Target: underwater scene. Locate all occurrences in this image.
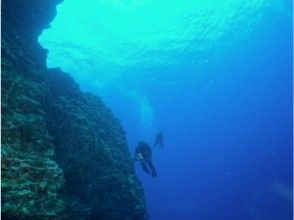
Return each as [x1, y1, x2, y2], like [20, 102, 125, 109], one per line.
[1, 0, 293, 219]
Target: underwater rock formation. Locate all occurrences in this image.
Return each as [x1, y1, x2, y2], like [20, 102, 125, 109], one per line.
[1, 0, 148, 219]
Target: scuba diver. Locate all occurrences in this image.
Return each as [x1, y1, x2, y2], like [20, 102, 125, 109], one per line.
[153, 130, 164, 148]
[134, 141, 157, 177]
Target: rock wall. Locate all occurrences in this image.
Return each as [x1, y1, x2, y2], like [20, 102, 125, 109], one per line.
[1, 0, 148, 219]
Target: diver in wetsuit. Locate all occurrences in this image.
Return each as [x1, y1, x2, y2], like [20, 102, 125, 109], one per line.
[134, 141, 157, 177]
[153, 130, 164, 148]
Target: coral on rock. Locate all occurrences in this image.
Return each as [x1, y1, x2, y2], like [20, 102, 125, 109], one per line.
[1, 0, 148, 219]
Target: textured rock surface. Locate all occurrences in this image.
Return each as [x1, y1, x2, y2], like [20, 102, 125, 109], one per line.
[48, 69, 147, 219]
[1, 0, 147, 219]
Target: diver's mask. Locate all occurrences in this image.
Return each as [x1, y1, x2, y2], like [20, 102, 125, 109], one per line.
[136, 153, 144, 162]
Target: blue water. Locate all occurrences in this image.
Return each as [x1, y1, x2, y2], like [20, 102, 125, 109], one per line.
[39, 0, 293, 219]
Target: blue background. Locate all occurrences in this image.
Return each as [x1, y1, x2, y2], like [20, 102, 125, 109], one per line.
[131, 17, 292, 219]
[39, 0, 293, 219]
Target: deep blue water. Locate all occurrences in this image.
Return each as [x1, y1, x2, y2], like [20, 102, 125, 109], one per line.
[39, 0, 293, 219]
[130, 18, 292, 220]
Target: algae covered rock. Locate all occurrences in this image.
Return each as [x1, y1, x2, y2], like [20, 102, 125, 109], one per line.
[1, 33, 66, 220]
[1, 0, 148, 219]
[47, 69, 147, 219]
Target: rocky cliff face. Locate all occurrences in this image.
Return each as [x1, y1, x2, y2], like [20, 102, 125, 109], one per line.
[1, 1, 147, 219]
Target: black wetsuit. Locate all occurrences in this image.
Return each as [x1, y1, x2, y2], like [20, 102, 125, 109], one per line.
[153, 132, 163, 148]
[134, 142, 157, 177]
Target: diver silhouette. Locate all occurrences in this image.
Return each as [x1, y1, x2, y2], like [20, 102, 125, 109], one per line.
[153, 130, 164, 148]
[134, 141, 157, 177]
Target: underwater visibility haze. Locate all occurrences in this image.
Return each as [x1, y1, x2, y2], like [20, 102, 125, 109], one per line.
[38, 0, 293, 219]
